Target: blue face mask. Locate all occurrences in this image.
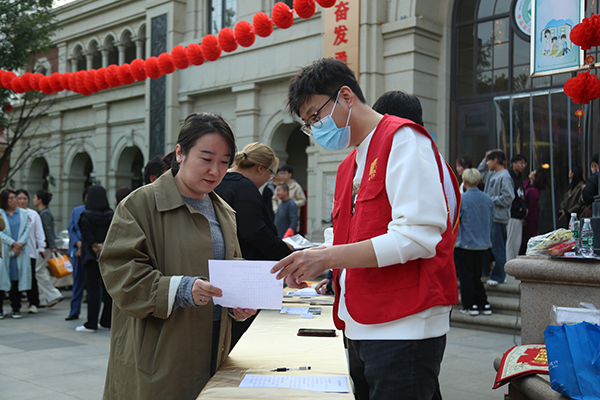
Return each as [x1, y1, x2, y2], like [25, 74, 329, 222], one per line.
[311, 93, 352, 151]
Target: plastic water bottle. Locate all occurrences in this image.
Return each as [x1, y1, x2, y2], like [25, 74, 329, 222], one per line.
[569, 213, 580, 248]
[581, 218, 594, 257]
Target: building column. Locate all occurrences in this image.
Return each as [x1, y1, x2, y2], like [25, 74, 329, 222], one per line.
[134, 37, 145, 59]
[92, 103, 111, 196]
[232, 83, 261, 148]
[69, 58, 78, 73]
[100, 49, 110, 68]
[57, 43, 68, 73]
[117, 44, 127, 65]
[85, 52, 93, 70]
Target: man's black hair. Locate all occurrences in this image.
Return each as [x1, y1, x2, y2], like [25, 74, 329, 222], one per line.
[372, 91, 424, 126]
[593, 153, 599, 165]
[277, 165, 294, 174]
[287, 58, 366, 118]
[486, 150, 506, 165]
[510, 154, 526, 164]
[144, 155, 167, 185]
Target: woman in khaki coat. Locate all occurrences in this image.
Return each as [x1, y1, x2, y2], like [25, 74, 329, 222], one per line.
[100, 113, 256, 400]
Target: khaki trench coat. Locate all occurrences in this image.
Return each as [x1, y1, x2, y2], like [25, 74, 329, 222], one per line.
[99, 170, 242, 400]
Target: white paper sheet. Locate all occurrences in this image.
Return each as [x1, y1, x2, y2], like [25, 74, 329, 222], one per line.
[239, 374, 350, 393]
[208, 260, 282, 310]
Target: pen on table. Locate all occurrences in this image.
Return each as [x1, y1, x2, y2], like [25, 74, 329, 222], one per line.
[270, 366, 312, 372]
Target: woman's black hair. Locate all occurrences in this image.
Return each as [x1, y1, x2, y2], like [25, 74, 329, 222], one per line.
[569, 165, 584, 191]
[0, 189, 16, 210]
[170, 112, 236, 170]
[456, 155, 473, 169]
[533, 168, 548, 190]
[36, 189, 53, 206]
[115, 186, 132, 205]
[15, 189, 29, 199]
[85, 185, 111, 212]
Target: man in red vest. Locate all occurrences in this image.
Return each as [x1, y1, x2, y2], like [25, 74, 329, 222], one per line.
[272, 58, 460, 400]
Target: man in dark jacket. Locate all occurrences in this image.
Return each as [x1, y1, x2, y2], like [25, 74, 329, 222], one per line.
[583, 153, 599, 206]
[507, 154, 528, 262]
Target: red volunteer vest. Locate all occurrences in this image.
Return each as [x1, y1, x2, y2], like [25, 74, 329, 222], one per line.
[332, 114, 460, 330]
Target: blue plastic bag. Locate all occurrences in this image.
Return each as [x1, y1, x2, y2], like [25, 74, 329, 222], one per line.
[544, 322, 600, 400]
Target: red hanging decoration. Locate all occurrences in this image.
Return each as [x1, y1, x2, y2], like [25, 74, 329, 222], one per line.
[564, 71, 600, 104]
[253, 12, 274, 38]
[316, 0, 336, 7]
[50, 72, 64, 92]
[95, 68, 109, 90]
[575, 109, 585, 117]
[1, 71, 16, 90]
[158, 52, 175, 74]
[171, 46, 190, 70]
[235, 21, 256, 47]
[272, 2, 294, 29]
[39, 76, 54, 95]
[60, 72, 72, 91]
[129, 59, 147, 80]
[10, 76, 25, 93]
[218, 27, 238, 53]
[20, 72, 33, 92]
[294, 0, 316, 19]
[105, 65, 122, 88]
[117, 64, 136, 85]
[145, 57, 163, 79]
[200, 34, 222, 62]
[570, 14, 600, 50]
[4, 104, 13, 112]
[84, 69, 100, 93]
[69, 73, 80, 93]
[75, 71, 91, 95]
[186, 43, 205, 66]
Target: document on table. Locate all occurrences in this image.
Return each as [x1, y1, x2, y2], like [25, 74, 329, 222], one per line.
[208, 260, 282, 310]
[239, 374, 350, 393]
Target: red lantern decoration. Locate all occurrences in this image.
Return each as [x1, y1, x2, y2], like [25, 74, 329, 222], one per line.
[294, 0, 316, 19]
[76, 71, 92, 95]
[200, 34, 222, 62]
[253, 12, 274, 38]
[69, 72, 80, 93]
[272, 2, 294, 29]
[234, 21, 256, 47]
[95, 68, 109, 90]
[570, 15, 600, 51]
[10, 76, 25, 93]
[1, 71, 16, 90]
[20, 72, 33, 92]
[60, 72, 72, 91]
[117, 64, 136, 85]
[145, 57, 163, 79]
[84, 69, 100, 93]
[186, 43, 205, 66]
[316, 0, 336, 7]
[39, 76, 54, 95]
[50, 72, 64, 92]
[129, 59, 147, 81]
[105, 65, 122, 88]
[171, 46, 190, 70]
[575, 109, 585, 117]
[158, 53, 175, 74]
[218, 27, 238, 53]
[4, 104, 13, 112]
[30, 73, 44, 91]
[564, 71, 600, 104]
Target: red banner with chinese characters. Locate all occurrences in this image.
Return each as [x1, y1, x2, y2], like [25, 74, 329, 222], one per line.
[324, 0, 360, 78]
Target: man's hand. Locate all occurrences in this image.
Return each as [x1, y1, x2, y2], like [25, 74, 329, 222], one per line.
[192, 278, 223, 306]
[315, 278, 331, 295]
[271, 246, 330, 285]
[232, 307, 257, 321]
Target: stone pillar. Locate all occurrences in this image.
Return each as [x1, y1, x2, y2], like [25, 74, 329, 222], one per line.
[149, 14, 167, 158]
[57, 43, 68, 73]
[92, 103, 110, 195]
[85, 52, 93, 70]
[69, 58, 78, 73]
[117, 44, 127, 65]
[134, 38, 145, 59]
[232, 83, 261, 148]
[101, 49, 110, 68]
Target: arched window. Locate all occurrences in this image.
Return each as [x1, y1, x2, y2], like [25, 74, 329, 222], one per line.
[208, 0, 236, 34]
[121, 31, 136, 64]
[89, 40, 102, 70]
[104, 35, 118, 66]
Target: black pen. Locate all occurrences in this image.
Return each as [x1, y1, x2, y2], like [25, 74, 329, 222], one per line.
[270, 366, 311, 372]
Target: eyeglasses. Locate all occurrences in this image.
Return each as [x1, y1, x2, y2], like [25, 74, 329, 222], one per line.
[300, 91, 339, 136]
[267, 167, 275, 178]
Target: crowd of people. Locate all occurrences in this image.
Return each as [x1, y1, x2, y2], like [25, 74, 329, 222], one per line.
[2, 57, 595, 400]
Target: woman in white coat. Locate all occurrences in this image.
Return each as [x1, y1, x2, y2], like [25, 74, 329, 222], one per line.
[0, 189, 31, 319]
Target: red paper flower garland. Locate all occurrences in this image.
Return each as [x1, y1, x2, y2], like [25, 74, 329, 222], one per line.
[0, 1, 337, 97]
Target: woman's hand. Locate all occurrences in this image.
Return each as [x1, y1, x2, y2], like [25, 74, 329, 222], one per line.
[192, 278, 223, 306]
[315, 278, 331, 295]
[232, 307, 257, 321]
[13, 242, 24, 250]
[11, 245, 21, 257]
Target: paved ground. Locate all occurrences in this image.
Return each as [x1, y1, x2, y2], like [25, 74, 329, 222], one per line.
[0, 290, 519, 400]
